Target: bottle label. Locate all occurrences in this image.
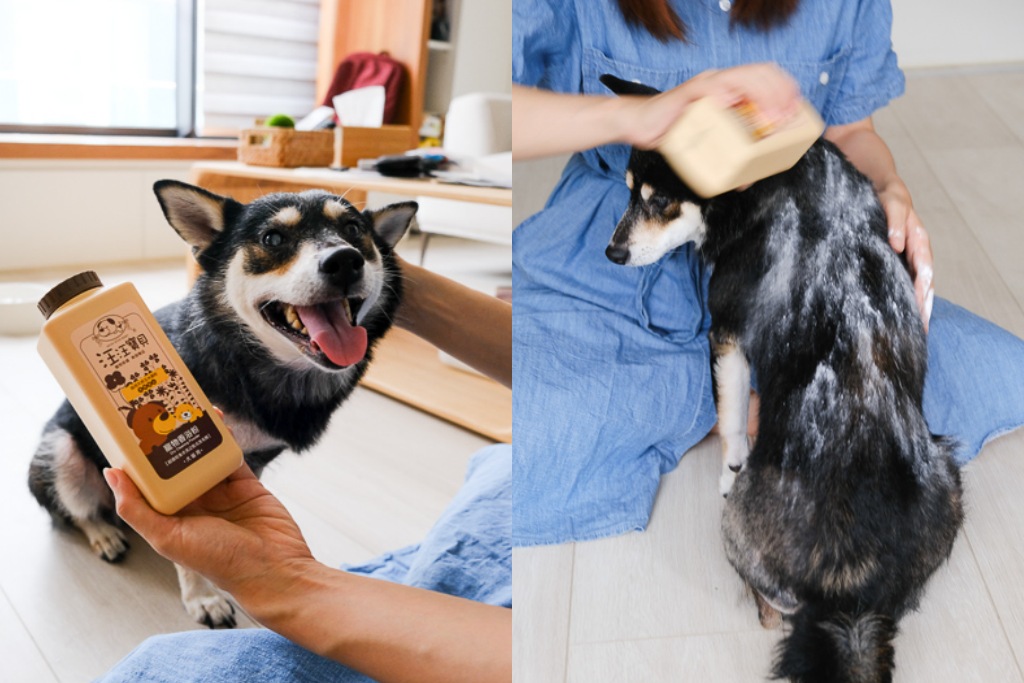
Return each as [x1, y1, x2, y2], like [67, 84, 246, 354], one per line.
[73, 302, 223, 479]
[730, 101, 774, 141]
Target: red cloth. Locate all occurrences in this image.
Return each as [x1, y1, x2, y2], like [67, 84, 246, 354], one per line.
[321, 52, 405, 125]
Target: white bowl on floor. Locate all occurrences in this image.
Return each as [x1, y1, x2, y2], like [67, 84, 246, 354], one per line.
[0, 282, 50, 336]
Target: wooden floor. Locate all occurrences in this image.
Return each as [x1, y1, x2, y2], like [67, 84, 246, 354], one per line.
[7, 67, 1024, 683]
[514, 66, 1024, 682]
[0, 235, 508, 682]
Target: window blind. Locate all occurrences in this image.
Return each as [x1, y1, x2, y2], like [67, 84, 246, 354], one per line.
[197, 0, 320, 137]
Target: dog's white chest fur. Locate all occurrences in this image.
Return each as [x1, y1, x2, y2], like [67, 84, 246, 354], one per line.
[223, 414, 287, 453]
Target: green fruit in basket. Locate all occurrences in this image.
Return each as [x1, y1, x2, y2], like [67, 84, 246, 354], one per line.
[265, 114, 296, 128]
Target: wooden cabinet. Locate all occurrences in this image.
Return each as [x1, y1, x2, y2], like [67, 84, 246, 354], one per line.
[316, 0, 431, 152]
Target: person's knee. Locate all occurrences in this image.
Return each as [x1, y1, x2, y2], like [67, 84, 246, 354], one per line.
[98, 633, 190, 682]
[100, 629, 371, 683]
[99, 630, 257, 682]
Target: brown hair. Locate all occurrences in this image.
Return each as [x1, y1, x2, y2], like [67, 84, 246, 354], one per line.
[617, 0, 800, 42]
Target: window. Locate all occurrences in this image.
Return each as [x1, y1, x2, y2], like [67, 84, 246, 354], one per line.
[0, 0, 190, 135]
[0, 0, 320, 137]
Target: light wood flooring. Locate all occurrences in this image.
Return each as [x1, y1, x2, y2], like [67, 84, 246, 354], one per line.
[513, 65, 1024, 682]
[0, 235, 508, 682]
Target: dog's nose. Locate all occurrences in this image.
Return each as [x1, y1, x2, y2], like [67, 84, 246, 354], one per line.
[605, 244, 630, 265]
[319, 248, 365, 288]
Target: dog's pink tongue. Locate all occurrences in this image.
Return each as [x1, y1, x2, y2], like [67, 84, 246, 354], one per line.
[296, 304, 367, 367]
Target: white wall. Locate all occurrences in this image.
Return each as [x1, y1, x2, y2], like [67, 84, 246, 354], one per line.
[0, 161, 193, 272]
[892, 0, 1024, 68]
[424, 0, 512, 115]
[450, 0, 512, 99]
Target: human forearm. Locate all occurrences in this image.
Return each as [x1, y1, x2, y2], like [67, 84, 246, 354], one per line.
[825, 119, 901, 193]
[105, 468, 511, 683]
[240, 560, 512, 683]
[513, 65, 802, 161]
[395, 258, 511, 388]
[512, 84, 636, 160]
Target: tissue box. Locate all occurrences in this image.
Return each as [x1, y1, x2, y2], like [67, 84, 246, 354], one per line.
[238, 128, 334, 168]
[336, 125, 415, 167]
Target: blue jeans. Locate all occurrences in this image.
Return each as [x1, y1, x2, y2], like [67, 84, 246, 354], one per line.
[97, 630, 369, 683]
[97, 444, 511, 683]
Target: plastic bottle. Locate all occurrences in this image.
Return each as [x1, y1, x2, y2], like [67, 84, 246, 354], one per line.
[37, 271, 243, 514]
[658, 97, 826, 198]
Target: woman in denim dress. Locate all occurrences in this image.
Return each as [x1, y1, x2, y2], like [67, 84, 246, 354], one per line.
[512, 0, 1024, 546]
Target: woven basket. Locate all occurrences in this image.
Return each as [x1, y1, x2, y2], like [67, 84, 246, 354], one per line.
[238, 128, 334, 168]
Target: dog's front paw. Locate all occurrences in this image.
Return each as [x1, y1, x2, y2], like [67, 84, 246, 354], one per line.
[719, 466, 737, 498]
[722, 435, 750, 474]
[80, 519, 130, 563]
[184, 592, 237, 629]
[177, 566, 237, 628]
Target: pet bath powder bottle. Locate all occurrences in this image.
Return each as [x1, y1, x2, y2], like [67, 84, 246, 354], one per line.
[658, 97, 826, 197]
[37, 271, 243, 514]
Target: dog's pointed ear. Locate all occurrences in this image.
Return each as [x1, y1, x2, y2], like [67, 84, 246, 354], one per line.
[599, 74, 662, 97]
[365, 201, 418, 249]
[153, 180, 242, 252]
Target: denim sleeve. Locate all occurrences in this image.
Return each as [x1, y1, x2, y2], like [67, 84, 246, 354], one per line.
[512, 0, 581, 92]
[827, 0, 905, 125]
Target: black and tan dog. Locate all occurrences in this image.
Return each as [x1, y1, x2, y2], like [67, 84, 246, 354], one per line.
[29, 181, 416, 627]
[602, 75, 963, 683]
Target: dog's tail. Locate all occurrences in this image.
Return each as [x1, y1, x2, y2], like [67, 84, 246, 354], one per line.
[773, 603, 897, 683]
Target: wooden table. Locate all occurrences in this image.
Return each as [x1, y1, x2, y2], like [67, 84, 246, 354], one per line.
[188, 161, 512, 444]
[189, 160, 512, 207]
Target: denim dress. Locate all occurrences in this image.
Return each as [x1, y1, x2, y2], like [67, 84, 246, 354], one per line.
[513, 0, 1024, 546]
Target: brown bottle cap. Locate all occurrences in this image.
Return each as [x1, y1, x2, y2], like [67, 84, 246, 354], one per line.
[38, 271, 103, 320]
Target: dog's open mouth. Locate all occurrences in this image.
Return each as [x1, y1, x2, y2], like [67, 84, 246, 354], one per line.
[260, 299, 367, 368]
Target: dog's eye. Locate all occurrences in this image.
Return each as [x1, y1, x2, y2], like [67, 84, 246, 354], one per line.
[648, 195, 670, 212]
[262, 230, 285, 247]
[340, 220, 363, 239]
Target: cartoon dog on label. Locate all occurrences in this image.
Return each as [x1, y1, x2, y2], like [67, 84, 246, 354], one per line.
[172, 402, 204, 425]
[127, 401, 176, 454]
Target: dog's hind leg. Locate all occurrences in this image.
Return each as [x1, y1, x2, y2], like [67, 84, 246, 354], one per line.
[754, 590, 782, 630]
[176, 565, 237, 628]
[30, 428, 129, 562]
[711, 335, 751, 496]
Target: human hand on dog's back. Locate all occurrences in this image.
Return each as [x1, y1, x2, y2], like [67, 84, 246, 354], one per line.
[877, 178, 933, 331]
[512, 62, 801, 160]
[825, 118, 935, 331]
